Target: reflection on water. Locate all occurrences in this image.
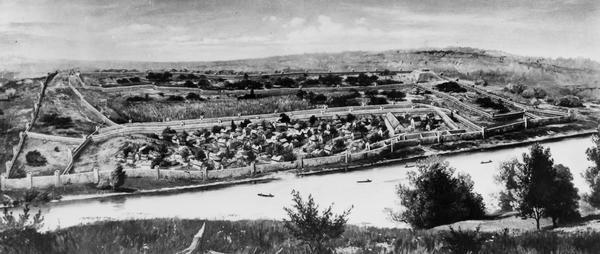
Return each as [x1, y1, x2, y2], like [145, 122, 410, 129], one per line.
[38, 136, 593, 230]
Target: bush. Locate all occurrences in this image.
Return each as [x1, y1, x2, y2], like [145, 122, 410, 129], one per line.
[475, 97, 510, 113]
[39, 113, 73, 128]
[382, 89, 406, 100]
[126, 95, 151, 102]
[284, 190, 352, 253]
[185, 93, 203, 101]
[556, 95, 583, 107]
[368, 96, 388, 105]
[25, 150, 47, 167]
[167, 95, 185, 101]
[435, 82, 466, 93]
[110, 165, 126, 190]
[442, 226, 488, 253]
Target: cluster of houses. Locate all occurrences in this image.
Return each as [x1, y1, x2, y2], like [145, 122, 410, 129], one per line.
[113, 111, 447, 171]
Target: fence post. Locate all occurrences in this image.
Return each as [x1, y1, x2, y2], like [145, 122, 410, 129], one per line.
[4, 161, 10, 175]
[391, 138, 395, 153]
[93, 167, 100, 183]
[251, 162, 257, 175]
[481, 127, 486, 139]
[155, 167, 161, 180]
[523, 115, 528, 129]
[27, 173, 33, 189]
[0, 173, 5, 191]
[54, 170, 61, 187]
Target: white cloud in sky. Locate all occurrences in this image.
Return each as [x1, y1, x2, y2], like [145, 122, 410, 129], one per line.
[283, 17, 306, 28]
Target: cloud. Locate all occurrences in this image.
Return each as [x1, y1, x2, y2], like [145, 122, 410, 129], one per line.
[262, 16, 278, 22]
[107, 23, 157, 35]
[355, 17, 367, 25]
[283, 17, 306, 28]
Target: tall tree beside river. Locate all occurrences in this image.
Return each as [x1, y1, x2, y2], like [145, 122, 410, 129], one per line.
[497, 143, 580, 229]
[393, 156, 486, 229]
[584, 131, 600, 208]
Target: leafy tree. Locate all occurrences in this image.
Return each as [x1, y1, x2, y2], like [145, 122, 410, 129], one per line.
[393, 156, 485, 229]
[185, 93, 202, 101]
[495, 158, 521, 212]
[556, 95, 583, 107]
[110, 164, 126, 190]
[307, 115, 318, 127]
[284, 190, 352, 254]
[318, 75, 342, 86]
[279, 113, 291, 123]
[584, 131, 600, 208]
[183, 80, 196, 88]
[211, 125, 223, 134]
[197, 79, 211, 88]
[545, 164, 580, 227]
[519, 143, 556, 229]
[230, 120, 237, 131]
[25, 150, 47, 167]
[162, 127, 176, 141]
[497, 143, 580, 229]
[194, 149, 206, 161]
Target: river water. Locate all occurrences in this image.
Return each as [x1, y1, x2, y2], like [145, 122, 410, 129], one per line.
[38, 136, 594, 230]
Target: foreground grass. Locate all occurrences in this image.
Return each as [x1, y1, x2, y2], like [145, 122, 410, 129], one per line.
[2, 219, 600, 253]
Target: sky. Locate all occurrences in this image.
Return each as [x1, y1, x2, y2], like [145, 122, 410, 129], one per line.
[1, 0, 599, 62]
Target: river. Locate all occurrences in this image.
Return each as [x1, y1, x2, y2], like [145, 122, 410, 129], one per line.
[38, 136, 594, 230]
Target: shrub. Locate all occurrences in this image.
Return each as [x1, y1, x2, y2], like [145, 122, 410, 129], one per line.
[110, 165, 126, 190]
[126, 95, 152, 102]
[442, 226, 488, 254]
[556, 95, 583, 107]
[39, 113, 73, 128]
[383, 89, 406, 100]
[368, 96, 388, 105]
[475, 97, 510, 113]
[25, 150, 47, 167]
[506, 83, 527, 94]
[167, 95, 184, 101]
[284, 190, 352, 253]
[185, 93, 203, 101]
[0, 205, 44, 232]
[435, 82, 466, 93]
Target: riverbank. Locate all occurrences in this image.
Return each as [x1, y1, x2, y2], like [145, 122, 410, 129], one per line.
[2, 127, 596, 206]
[3, 218, 600, 254]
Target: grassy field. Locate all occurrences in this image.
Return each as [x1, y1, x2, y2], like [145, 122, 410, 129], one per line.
[111, 95, 314, 122]
[2, 218, 600, 253]
[0, 78, 45, 173]
[31, 78, 104, 136]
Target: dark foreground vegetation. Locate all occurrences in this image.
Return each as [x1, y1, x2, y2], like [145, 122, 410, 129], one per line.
[2, 218, 600, 254]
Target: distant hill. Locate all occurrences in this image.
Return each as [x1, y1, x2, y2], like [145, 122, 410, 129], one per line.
[2, 47, 599, 89]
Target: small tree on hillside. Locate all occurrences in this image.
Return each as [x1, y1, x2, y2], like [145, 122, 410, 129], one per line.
[393, 156, 485, 229]
[584, 130, 600, 208]
[519, 143, 555, 229]
[284, 190, 352, 254]
[110, 164, 126, 190]
[25, 150, 47, 167]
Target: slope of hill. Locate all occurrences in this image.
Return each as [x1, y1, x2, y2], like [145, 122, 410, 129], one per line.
[3, 47, 599, 92]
